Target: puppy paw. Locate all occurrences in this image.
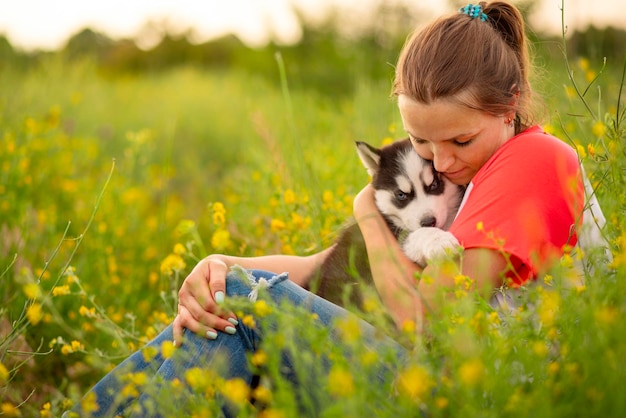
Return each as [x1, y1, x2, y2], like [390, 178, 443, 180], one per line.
[402, 228, 461, 267]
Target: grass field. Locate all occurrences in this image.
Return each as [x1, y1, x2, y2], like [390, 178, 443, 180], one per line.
[1, 40, 625, 417]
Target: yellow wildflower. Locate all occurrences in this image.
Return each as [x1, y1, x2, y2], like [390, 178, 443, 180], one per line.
[362, 297, 379, 313]
[52, 285, 71, 296]
[242, 314, 256, 328]
[79, 305, 96, 317]
[283, 189, 296, 204]
[401, 319, 416, 334]
[537, 290, 560, 327]
[161, 340, 176, 359]
[173, 243, 186, 255]
[547, 361, 560, 376]
[212, 201, 226, 213]
[1, 402, 21, 417]
[0, 362, 9, 384]
[142, 346, 158, 362]
[543, 274, 553, 286]
[532, 341, 549, 357]
[487, 311, 501, 326]
[253, 300, 272, 317]
[397, 365, 432, 400]
[458, 358, 484, 386]
[328, 366, 354, 397]
[176, 219, 196, 236]
[121, 383, 139, 398]
[337, 317, 361, 343]
[213, 210, 225, 226]
[127, 372, 148, 386]
[211, 229, 231, 250]
[454, 274, 473, 290]
[160, 254, 186, 275]
[592, 121, 605, 138]
[360, 351, 378, 367]
[23, 283, 42, 300]
[322, 190, 333, 206]
[435, 396, 449, 409]
[26, 303, 43, 325]
[587, 143, 596, 158]
[40, 402, 52, 418]
[252, 385, 273, 404]
[543, 123, 554, 134]
[221, 378, 250, 405]
[185, 367, 212, 392]
[251, 350, 268, 367]
[594, 307, 618, 326]
[270, 218, 286, 232]
[211, 202, 227, 225]
[71, 340, 84, 352]
[149, 271, 159, 285]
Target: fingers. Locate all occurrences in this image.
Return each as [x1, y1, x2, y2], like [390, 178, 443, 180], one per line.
[174, 304, 238, 342]
[206, 258, 227, 304]
[175, 256, 239, 341]
[172, 314, 183, 347]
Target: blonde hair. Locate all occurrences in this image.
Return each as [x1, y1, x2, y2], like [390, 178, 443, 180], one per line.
[393, 1, 534, 133]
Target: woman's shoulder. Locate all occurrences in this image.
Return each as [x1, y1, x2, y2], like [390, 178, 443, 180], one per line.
[503, 125, 577, 160]
[474, 125, 580, 186]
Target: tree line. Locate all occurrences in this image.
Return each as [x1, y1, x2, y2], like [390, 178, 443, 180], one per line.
[1, 12, 624, 96]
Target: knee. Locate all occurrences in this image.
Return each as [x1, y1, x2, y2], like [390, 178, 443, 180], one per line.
[225, 267, 290, 301]
[224, 273, 253, 298]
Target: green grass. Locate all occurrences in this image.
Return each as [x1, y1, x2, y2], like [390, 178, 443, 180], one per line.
[0, 45, 624, 417]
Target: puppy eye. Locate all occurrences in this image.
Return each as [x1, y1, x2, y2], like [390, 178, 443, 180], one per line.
[426, 175, 441, 192]
[395, 190, 409, 201]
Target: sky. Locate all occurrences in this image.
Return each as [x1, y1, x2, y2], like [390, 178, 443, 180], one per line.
[0, 0, 624, 51]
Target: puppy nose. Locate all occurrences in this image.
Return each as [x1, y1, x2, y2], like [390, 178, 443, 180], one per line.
[420, 216, 437, 228]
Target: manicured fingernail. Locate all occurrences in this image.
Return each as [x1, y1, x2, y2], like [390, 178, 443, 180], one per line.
[227, 317, 239, 326]
[206, 330, 218, 340]
[173, 340, 178, 347]
[215, 291, 225, 304]
[225, 326, 237, 335]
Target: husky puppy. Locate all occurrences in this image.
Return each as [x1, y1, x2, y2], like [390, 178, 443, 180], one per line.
[308, 139, 465, 308]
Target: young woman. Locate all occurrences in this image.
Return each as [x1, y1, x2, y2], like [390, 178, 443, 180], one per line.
[66, 2, 589, 416]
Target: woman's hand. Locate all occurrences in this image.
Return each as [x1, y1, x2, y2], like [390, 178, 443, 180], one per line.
[172, 255, 239, 346]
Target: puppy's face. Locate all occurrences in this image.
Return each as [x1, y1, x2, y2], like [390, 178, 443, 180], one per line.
[357, 139, 464, 232]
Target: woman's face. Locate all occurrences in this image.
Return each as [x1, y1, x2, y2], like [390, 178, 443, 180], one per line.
[398, 94, 515, 186]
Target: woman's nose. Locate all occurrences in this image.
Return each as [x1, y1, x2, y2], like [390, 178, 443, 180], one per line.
[433, 150, 454, 173]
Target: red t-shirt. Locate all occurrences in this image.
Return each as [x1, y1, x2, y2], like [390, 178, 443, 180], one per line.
[449, 126, 584, 286]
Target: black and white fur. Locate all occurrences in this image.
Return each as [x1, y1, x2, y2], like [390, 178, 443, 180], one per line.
[308, 139, 465, 308]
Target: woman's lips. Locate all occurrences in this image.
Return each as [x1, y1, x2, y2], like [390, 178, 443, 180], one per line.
[444, 168, 466, 180]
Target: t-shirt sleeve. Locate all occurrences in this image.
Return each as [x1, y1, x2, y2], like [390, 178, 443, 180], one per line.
[449, 132, 583, 285]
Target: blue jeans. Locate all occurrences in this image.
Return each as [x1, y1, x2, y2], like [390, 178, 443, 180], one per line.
[66, 269, 407, 417]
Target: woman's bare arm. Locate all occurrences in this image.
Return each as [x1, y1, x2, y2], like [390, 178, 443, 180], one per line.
[173, 248, 333, 344]
[353, 185, 506, 331]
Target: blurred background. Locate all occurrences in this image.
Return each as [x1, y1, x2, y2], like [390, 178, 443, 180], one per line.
[1, 0, 624, 89]
[1, 1, 625, 415]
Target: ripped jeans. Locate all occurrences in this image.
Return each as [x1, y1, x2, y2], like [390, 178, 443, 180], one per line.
[66, 268, 407, 417]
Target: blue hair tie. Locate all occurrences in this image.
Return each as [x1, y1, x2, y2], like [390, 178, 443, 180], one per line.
[459, 4, 488, 22]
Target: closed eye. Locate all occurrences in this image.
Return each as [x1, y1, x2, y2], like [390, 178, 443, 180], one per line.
[454, 137, 474, 147]
[411, 137, 428, 145]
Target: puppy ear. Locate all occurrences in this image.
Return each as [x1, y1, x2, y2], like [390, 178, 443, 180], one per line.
[355, 141, 381, 177]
